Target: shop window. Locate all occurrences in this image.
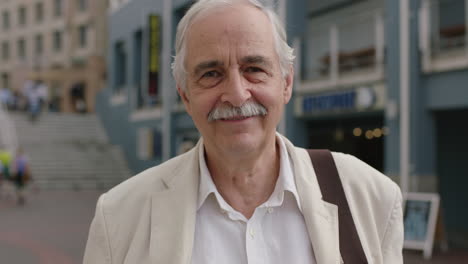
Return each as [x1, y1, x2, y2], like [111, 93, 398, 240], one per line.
[114, 41, 127, 91]
[435, 0, 466, 53]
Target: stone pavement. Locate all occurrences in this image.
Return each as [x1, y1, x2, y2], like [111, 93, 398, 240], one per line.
[0, 186, 467, 264]
[404, 249, 468, 264]
[0, 187, 102, 264]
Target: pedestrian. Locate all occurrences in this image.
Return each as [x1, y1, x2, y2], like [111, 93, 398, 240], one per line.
[22, 80, 41, 121]
[0, 147, 12, 181]
[0, 86, 12, 109]
[0, 147, 14, 200]
[36, 80, 49, 112]
[84, 1, 404, 263]
[12, 148, 31, 205]
[0, 158, 3, 196]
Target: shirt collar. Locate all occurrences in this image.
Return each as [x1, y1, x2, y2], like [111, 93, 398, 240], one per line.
[197, 133, 302, 212]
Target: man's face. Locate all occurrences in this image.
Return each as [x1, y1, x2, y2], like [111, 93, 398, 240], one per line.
[178, 3, 293, 155]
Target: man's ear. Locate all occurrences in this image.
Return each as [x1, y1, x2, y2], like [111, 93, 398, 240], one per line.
[177, 84, 192, 115]
[283, 66, 294, 104]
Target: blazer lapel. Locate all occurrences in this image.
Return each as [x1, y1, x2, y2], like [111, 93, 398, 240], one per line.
[283, 136, 341, 264]
[301, 197, 340, 264]
[149, 144, 200, 264]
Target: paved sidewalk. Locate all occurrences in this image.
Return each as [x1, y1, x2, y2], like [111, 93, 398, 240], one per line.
[404, 249, 468, 263]
[0, 189, 102, 264]
[0, 188, 467, 263]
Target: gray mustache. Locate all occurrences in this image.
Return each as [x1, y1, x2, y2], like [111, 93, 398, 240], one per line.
[207, 101, 268, 122]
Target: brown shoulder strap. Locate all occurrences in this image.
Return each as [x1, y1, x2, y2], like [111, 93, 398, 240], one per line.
[307, 149, 368, 264]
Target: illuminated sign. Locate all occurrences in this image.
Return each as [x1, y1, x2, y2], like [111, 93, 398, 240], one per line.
[303, 91, 355, 113]
[148, 14, 161, 97]
[300, 87, 376, 115]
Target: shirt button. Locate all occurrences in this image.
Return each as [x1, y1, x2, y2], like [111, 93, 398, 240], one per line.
[249, 228, 255, 238]
[267, 207, 274, 213]
[221, 209, 227, 214]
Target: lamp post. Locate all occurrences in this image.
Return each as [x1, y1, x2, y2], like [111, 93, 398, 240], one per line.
[399, 0, 410, 193]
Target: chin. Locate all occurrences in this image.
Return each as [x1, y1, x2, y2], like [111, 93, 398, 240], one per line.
[221, 133, 259, 153]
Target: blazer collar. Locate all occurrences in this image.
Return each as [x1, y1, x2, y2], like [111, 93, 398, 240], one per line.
[149, 136, 341, 264]
[149, 140, 201, 264]
[282, 135, 342, 264]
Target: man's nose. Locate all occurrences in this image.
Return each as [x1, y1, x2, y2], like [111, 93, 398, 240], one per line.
[220, 71, 251, 107]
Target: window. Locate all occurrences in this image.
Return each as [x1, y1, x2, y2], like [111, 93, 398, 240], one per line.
[35, 34, 43, 54]
[137, 128, 162, 160]
[35, 2, 44, 23]
[2, 11, 9, 30]
[77, 0, 88, 12]
[18, 6, 27, 26]
[114, 41, 127, 90]
[54, 0, 63, 17]
[53, 30, 62, 52]
[1, 41, 9, 61]
[134, 30, 144, 108]
[17, 38, 26, 60]
[78, 24, 87, 48]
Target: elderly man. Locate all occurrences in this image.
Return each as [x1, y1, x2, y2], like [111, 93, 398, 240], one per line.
[84, 0, 403, 263]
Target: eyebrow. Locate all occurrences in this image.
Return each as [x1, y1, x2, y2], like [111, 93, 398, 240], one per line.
[192, 55, 274, 76]
[193, 60, 223, 76]
[241, 55, 273, 68]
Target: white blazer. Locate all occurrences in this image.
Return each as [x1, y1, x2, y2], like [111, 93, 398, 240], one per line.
[83, 135, 403, 264]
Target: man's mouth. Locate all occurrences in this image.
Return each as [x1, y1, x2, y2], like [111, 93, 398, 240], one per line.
[220, 115, 252, 121]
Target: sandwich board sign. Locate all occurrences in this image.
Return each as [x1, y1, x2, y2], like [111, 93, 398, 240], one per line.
[403, 192, 440, 259]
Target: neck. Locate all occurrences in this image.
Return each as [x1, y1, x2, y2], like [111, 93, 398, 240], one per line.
[204, 137, 280, 219]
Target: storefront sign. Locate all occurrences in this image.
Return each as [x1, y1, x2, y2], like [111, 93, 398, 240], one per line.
[296, 85, 383, 116]
[148, 14, 161, 98]
[302, 91, 356, 113]
[403, 192, 440, 259]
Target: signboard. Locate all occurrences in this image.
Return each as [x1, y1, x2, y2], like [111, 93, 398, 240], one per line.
[295, 84, 385, 117]
[148, 14, 161, 100]
[403, 192, 440, 259]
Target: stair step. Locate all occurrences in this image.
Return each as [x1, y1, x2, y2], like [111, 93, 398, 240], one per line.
[9, 112, 132, 191]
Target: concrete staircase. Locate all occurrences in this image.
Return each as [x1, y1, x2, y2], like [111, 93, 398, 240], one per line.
[10, 112, 131, 190]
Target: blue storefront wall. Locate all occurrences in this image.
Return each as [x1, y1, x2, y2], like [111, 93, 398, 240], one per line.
[98, 0, 167, 174]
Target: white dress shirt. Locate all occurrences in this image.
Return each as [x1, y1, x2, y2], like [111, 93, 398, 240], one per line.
[191, 135, 316, 264]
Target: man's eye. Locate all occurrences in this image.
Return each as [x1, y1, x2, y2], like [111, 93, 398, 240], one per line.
[245, 67, 263, 73]
[202, 71, 221, 78]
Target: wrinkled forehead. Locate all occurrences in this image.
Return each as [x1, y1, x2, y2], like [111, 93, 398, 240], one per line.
[184, 3, 275, 60]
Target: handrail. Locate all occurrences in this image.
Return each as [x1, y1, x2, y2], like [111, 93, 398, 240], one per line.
[0, 102, 18, 154]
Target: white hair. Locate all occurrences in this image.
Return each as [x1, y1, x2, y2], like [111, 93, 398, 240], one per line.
[172, 0, 295, 91]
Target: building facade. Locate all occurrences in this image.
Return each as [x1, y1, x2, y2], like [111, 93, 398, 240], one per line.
[293, 0, 468, 248]
[99, 0, 468, 248]
[0, 0, 108, 112]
